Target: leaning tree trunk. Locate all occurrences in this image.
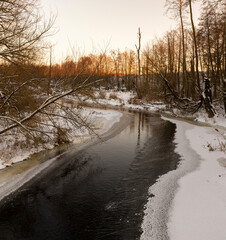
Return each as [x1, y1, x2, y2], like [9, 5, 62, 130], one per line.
[223, 79, 226, 114]
[202, 77, 216, 118]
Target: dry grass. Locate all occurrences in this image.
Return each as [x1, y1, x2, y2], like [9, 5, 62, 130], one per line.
[128, 97, 143, 105]
[207, 140, 226, 153]
[109, 93, 118, 100]
[98, 91, 106, 99]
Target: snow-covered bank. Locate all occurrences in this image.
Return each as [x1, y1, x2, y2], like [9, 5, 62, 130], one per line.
[80, 89, 226, 128]
[0, 154, 61, 202]
[140, 119, 200, 240]
[141, 117, 226, 240]
[86, 108, 122, 135]
[0, 108, 122, 170]
[0, 108, 123, 202]
[167, 120, 226, 240]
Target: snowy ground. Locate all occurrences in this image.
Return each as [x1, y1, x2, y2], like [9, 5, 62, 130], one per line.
[80, 88, 226, 128]
[166, 119, 226, 240]
[140, 118, 226, 240]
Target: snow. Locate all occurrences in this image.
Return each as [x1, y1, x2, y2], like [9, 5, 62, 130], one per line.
[88, 108, 122, 135]
[194, 111, 226, 128]
[141, 117, 226, 240]
[81, 89, 167, 112]
[82, 90, 135, 107]
[0, 154, 61, 202]
[140, 119, 200, 240]
[0, 107, 122, 169]
[167, 121, 226, 240]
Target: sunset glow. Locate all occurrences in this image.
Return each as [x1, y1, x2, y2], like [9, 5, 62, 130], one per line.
[41, 0, 201, 63]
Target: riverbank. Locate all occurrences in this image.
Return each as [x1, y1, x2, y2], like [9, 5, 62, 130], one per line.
[140, 117, 226, 240]
[1, 89, 225, 239]
[0, 108, 123, 169]
[78, 89, 226, 240]
[1, 89, 225, 170]
[76, 88, 226, 129]
[0, 108, 126, 202]
[166, 118, 226, 240]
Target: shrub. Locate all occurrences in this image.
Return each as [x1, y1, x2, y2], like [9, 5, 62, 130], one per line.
[56, 127, 70, 145]
[98, 91, 106, 99]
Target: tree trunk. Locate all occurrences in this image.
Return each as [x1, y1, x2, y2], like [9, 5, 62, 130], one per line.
[48, 45, 52, 95]
[135, 27, 142, 99]
[188, 0, 200, 90]
[179, 3, 187, 96]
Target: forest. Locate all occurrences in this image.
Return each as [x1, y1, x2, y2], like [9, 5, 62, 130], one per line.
[0, 0, 225, 147]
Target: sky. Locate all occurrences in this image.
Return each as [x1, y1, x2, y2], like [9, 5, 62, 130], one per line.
[40, 0, 201, 63]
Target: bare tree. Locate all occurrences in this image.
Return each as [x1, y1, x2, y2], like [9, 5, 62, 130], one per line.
[143, 42, 216, 117]
[110, 49, 120, 90]
[0, 0, 54, 64]
[198, 0, 226, 113]
[165, 0, 188, 96]
[186, 0, 201, 90]
[0, 0, 104, 159]
[47, 45, 53, 95]
[135, 27, 142, 99]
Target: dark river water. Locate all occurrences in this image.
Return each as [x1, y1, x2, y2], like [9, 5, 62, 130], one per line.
[0, 111, 180, 240]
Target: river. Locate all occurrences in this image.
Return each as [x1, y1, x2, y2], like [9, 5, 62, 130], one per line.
[0, 110, 181, 240]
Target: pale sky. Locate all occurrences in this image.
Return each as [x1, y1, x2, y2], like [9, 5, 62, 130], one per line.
[40, 0, 201, 63]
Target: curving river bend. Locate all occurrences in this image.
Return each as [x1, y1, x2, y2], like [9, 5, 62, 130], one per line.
[0, 110, 181, 240]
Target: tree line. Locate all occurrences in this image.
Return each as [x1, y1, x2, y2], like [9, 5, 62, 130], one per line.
[0, 0, 225, 149]
[44, 0, 226, 115]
